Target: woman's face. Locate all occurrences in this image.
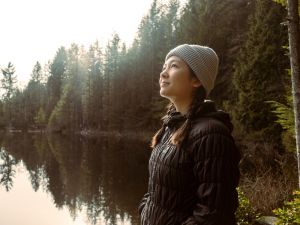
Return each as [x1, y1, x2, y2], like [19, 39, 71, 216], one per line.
[159, 56, 201, 101]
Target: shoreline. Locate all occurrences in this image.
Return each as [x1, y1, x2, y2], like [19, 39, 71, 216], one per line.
[2, 128, 154, 142]
[79, 129, 154, 141]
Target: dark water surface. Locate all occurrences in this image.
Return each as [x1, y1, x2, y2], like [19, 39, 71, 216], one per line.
[0, 132, 150, 225]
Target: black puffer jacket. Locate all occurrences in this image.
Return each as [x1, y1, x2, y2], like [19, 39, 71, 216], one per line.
[139, 100, 240, 225]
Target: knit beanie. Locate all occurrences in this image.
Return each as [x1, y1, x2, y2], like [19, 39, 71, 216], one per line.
[165, 44, 219, 97]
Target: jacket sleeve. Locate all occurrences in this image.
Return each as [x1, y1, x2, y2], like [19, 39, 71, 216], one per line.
[182, 132, 240, 225]
[138, 192, 150, 215]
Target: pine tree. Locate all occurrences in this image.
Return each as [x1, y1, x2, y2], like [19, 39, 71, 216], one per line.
[31, 61, 42, 83]
[10, 89, 27, 129]
[103, 33, 121, 130]
[34, 107, 47, 129]
[0, 100, 5, 128]
[82, 41, 103, 130]
[178, 0, 252, 102]
[1, 62, 17, 127]
[46, 47, 67, 119]
[135, 0, 174, 129]
[1, 62, 17, 101]
[23, 61, 46, 128]
[233, 0, 288, 142]
[48, 44, 84, 132]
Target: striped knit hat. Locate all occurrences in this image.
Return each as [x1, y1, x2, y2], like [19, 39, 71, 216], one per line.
[165, 44, 219, 97]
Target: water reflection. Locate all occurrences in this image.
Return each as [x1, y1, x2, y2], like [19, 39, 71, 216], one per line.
[0, 132, 150, 225]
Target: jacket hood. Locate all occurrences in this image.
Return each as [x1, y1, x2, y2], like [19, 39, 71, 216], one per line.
[195, 100, 233, 133]
[163, 100, 233, 133]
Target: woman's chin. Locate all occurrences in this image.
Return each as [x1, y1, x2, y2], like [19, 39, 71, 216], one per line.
[160, 89, 169, 97]
[160, 91, 174, 101]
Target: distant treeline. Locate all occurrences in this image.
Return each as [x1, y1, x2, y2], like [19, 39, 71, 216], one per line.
[0, 0, 288, 137]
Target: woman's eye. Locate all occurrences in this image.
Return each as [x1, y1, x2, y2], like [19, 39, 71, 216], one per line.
[171, 64, 178, 68]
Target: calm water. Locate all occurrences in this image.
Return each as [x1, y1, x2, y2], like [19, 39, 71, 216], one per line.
[0, 132, 151, 225]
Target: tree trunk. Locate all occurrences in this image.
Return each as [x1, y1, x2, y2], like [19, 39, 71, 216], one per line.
[286, 0, 300, 188]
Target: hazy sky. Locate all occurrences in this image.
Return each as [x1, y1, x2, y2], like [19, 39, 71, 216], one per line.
[0, 0, 185, 86]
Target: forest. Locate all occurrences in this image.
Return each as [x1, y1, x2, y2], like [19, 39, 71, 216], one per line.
[0, 0, 299, 223]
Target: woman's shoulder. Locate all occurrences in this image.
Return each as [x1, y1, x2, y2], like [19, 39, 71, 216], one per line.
[188, 100, 234, 138]
[186, 116, 239, 160]
[189, 112, 234, 141]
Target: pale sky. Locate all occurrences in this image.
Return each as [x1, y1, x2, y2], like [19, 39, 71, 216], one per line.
[0, 0, 186, 86]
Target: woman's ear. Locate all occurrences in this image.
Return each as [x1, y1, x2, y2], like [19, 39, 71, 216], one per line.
[192, 78, 202, 88]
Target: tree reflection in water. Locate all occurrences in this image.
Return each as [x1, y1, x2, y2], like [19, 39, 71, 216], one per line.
[0, 132, 150, 225]
[0, 148, 17, 191]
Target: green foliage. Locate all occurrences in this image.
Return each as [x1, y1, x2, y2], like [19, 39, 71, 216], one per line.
[0, 0, 257, 132]
[0, 101, 5, 129]
[1, 62, 17, 126]
[34, 107, 47, 129]
[31, 61, 43, 83]
[267, 100, 294, 135]
[233, 0, 288, 142]
[273, 190, 300, 225]
[23, 79, 46, 126]
[10, 89, 28, 129]
[48, 83, 75, 132]
[178, 0, 251, 103]
[1, 62, 17, 101]
[46, 47, 67, 118]
[273, 0, 300, 15]
[236, 188, 260, 225]
[49, 43, 85, 132]
[0, 149, 17, 191]
[267, 98, 296, 152]
[82, 41, 103, 129]
[273, 0, 286, 7]
[266, 67, 296, 152]
[0, 0, 292, 140]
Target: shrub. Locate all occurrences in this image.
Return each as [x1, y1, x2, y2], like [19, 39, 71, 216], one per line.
[236, 188, 260, 225]
[273, 190, 300, 225]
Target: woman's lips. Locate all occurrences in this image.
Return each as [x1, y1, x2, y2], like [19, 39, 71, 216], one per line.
[160, 81, 170, 87]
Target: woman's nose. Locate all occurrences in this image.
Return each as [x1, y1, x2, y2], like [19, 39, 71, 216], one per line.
[160, 69, 168, 79]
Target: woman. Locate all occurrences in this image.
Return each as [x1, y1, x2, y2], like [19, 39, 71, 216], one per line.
[138, 44, 240, 225]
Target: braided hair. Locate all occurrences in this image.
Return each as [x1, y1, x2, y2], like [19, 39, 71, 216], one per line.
[150, 85, 206, 149]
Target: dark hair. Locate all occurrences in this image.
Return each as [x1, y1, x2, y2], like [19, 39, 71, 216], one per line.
[150, 84, 206, 149]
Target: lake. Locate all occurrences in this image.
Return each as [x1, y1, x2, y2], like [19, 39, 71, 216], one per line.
[0, 132, 151, 225]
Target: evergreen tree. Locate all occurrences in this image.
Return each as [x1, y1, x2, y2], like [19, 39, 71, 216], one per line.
[118, 41, 142, 130]
[23, 62, 46, 128]
[1, 62, 17, 127]
[46, 47, 67, 119]
[82, 41, 103, 130]
[34, 107, 47, 129]
[150, 0, 181, 126]
[163, 0, 180, 48]
[31, 61, 42, 83]
[233, 0, 288, 143]
[0, 100, 5, 128]
[178, 0, 252, 102]
[1, 62, 17, 101]
[48, 44, 84, 132]
[135, 0, 174, 129]
[10, 89, 27, 129]
[103, 33, 121, 130]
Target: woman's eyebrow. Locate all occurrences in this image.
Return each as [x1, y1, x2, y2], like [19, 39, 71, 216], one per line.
[167, 59, 180, 65]
[162, 59, 180, 69]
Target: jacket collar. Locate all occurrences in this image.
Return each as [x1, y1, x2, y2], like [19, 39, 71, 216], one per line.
[162, 100, 233, 132]
[163, 110, 186, 129]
